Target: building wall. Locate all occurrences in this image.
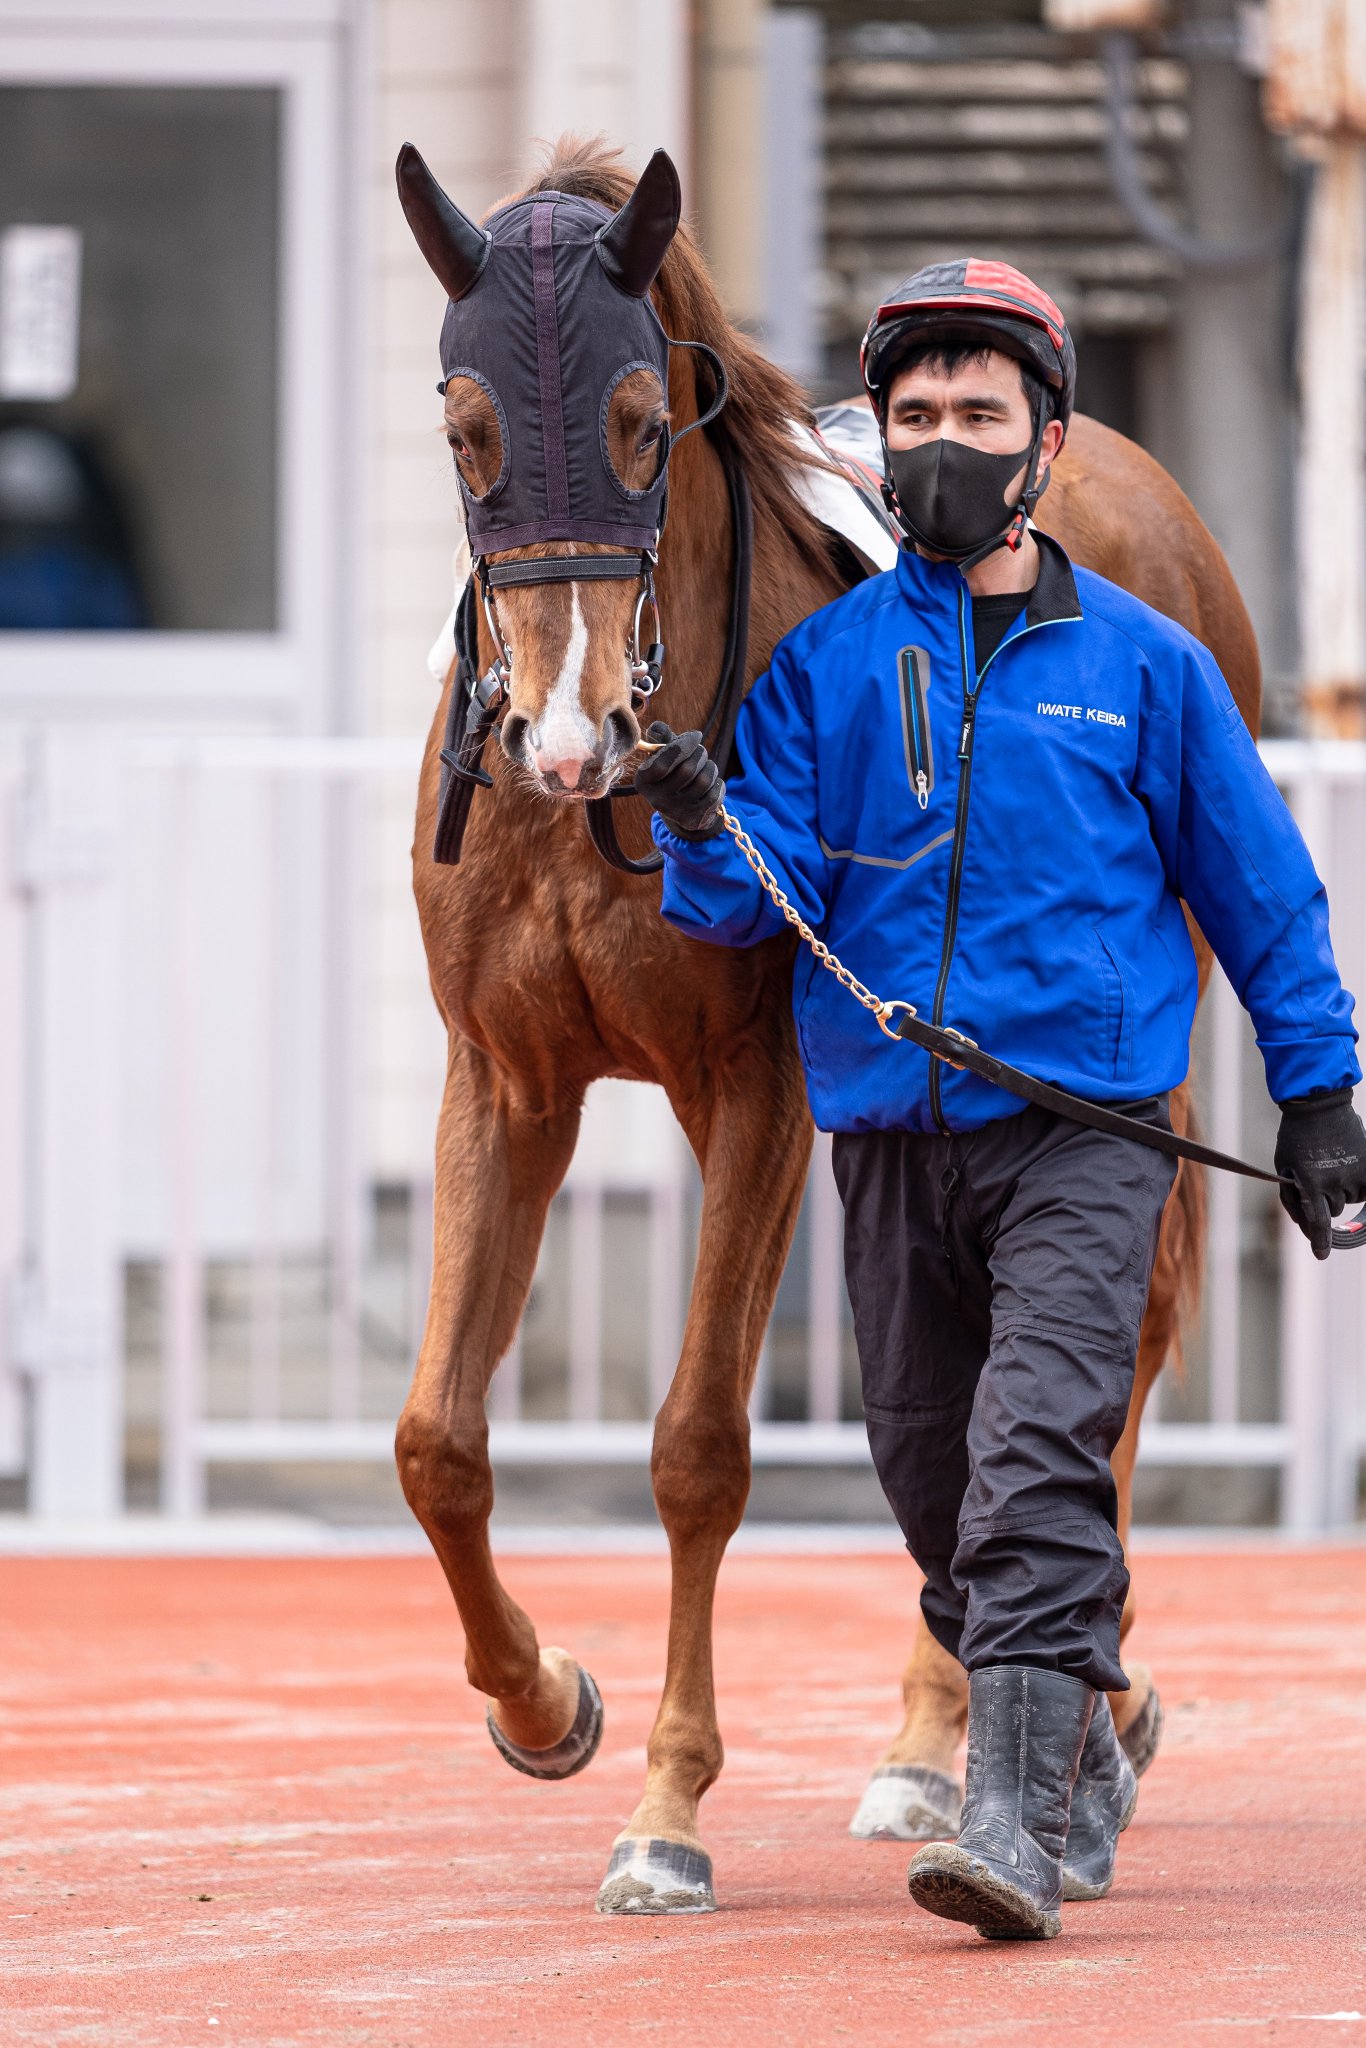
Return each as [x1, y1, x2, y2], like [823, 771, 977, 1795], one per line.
[363, 0, 692, 1182]
[367, 0, 692, 753]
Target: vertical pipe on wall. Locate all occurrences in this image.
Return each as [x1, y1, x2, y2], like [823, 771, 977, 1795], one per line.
[1297, 142, 1366, 735]
[520, 0, 689, 192]
[1167, 1, 1298, 687]
[694, 0, 766, 328]
[762, 6, 822, 386]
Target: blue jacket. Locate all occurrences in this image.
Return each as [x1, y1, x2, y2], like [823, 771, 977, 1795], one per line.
[654, 536, 1361, 1134]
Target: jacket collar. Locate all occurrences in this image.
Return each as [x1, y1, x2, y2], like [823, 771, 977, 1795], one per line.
[893, 527, 1083, 629]
[1023, 530, 1083, 628]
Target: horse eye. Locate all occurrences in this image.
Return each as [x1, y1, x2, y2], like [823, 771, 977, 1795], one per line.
[637, 421, 663, 452]
[447, 431, 469, 459]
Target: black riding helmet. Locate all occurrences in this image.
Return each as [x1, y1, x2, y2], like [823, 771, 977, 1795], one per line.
[859, 261, 1077, 565]
[861, 258, 1077, 433]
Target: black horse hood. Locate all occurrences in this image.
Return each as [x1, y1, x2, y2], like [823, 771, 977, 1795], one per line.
[397, 146, 694, 557]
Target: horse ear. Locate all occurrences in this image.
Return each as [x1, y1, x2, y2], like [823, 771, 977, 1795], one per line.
[395, 143, 492, 304]
[594, 150, 682, 298]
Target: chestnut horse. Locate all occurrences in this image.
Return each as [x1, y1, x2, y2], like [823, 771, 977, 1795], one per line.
[395, 139, 1258, 1913]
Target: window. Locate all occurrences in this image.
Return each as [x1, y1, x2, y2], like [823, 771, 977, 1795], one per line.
[0, 85, 280, 631]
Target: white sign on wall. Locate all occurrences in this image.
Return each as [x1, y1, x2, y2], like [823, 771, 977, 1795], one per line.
[0, 225, 83, 401]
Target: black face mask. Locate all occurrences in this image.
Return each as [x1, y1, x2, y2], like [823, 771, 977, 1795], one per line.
[886, 436, 1034, 565]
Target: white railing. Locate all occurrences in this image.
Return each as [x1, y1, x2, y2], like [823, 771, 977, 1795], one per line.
[2, 729, 1364, 1526]
[0, 734, 26, 1487]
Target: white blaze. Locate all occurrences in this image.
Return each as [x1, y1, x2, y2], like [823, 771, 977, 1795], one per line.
[533, 584, 596, 776]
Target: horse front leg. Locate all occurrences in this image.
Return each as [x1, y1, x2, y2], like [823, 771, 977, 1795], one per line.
[596, 1058, 813, 1916]
[396, 1038, 601, 1774]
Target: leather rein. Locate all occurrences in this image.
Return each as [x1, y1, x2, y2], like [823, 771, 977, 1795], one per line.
[431, 431, 754, 879]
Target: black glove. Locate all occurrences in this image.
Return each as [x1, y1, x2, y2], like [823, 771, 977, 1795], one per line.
[1274, 1088, 1366, 1260]
[633, 722, 724, 840]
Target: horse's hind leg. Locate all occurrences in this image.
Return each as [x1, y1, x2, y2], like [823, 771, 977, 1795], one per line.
[596, 1054, 812, 1916]
[848, 1625, 967, 1842]
[1102, 1304, 1168, 1775]
[396, 1037, 598, 1772]
[1106, 1143, 1203, 1774]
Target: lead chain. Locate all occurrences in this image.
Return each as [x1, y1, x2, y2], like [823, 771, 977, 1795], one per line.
[719, 807, 907, 1030]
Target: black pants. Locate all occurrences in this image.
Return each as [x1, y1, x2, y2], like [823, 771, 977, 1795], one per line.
[833, 1104, 1176, 1692]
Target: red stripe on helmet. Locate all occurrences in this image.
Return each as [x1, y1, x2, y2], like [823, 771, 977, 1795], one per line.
[868, 294, 1066, 361]
[961, 261, 1066, 347]
[869, 264, 1066, 358]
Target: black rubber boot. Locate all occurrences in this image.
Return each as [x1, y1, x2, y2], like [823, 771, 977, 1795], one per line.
[907, 1665, 1093, 1941]
[1061, 1692, 1138, 1900]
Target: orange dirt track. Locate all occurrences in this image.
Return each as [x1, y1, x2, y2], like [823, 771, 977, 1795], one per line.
[2, 1548, 1365, 2047]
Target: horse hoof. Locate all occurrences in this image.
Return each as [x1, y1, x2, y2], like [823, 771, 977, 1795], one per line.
[849, 1765, 963, 1842]
[595, 1838, 716, 1915]
[1117, 1678, 1164, 1779]
[486, 1666, 603, 1781]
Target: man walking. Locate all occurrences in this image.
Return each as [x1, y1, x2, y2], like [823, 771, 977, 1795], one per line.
[634, 262, 1366, 1941]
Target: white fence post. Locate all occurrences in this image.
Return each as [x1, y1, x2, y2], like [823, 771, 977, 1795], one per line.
[1206, 967, 1244, 1428]
[0, 737, 27, 1477]
[16, 728, 124, 1518]
[1283, 1210, 1331, 1532]
[1278, 754, 1359, 1532]
[161, 755, 205, 1517]
[807, 1129, 843, 1424]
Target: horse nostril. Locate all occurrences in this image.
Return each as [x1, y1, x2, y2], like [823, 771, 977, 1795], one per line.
[500, 712, 530, 762]
[602, 707, 639, 765]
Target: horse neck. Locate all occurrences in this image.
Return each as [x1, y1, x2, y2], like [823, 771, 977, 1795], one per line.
[652, 426, 842, 737]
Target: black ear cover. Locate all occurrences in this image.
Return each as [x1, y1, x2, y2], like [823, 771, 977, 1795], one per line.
[594, 150, 682, 298]
[396, 143, 493, 303]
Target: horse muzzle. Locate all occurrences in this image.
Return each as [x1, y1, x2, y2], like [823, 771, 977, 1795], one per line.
[501, 704, 640, 800]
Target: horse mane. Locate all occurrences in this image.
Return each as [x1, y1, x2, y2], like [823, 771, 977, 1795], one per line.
[508, 136, 841, 578]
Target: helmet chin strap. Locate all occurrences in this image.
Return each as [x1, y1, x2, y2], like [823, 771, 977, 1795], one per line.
[880, 399, 1051, 572]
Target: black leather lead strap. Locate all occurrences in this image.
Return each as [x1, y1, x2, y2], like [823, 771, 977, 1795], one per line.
[891, 1008, 1366, 1251]
[584, 792, 664, 874]
[891, 1008, 1283, 1181]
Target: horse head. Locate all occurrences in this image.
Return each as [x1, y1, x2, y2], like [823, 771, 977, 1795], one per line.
[397, 144, 684, 799]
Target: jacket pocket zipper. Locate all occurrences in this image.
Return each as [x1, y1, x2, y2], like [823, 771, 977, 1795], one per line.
[899, 646, 934, 811]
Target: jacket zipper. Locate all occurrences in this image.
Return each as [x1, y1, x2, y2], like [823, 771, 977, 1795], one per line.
[899, 647, 934, 811]
[927, 595, 1050, 1131]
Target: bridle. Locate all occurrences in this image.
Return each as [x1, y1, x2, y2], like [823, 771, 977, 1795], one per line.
[432, 431, 754, 878]
[475, 545, 665, 714]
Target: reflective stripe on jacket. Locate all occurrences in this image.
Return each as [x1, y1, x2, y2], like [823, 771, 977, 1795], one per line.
[654, 535, 1361, 1135]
